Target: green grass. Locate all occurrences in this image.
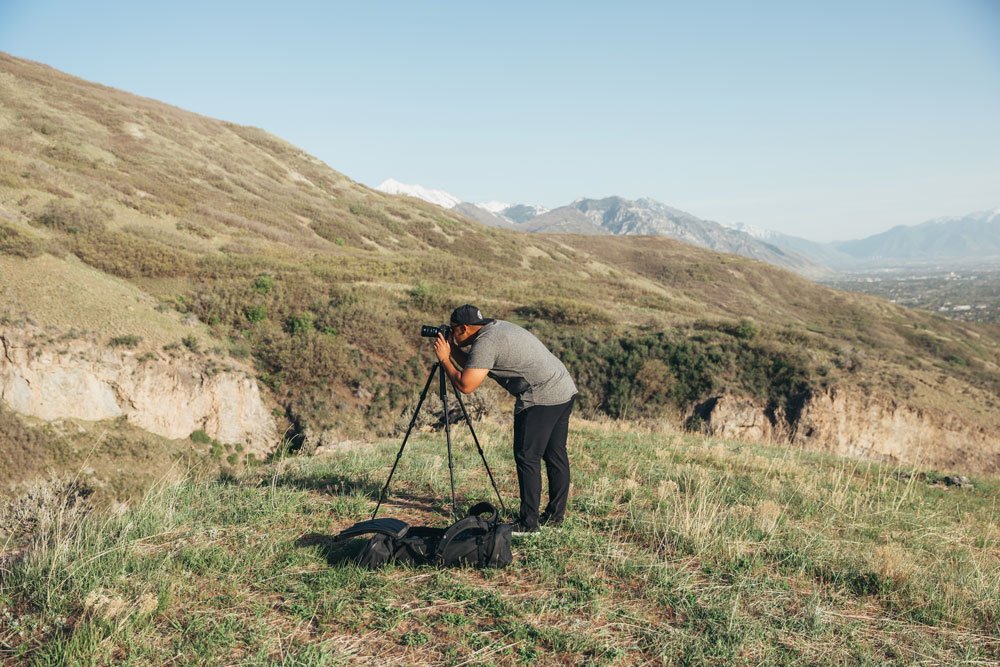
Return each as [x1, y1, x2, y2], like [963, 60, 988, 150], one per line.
[2, 424, 996, 665]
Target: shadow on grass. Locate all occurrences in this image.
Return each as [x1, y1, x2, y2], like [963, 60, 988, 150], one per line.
[271, 472, 384, 498]
[295, 532, 365, 566]
[273, 472, 452, 515]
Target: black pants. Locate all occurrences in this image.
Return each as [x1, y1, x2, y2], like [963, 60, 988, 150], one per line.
[513, 396, 575, 529]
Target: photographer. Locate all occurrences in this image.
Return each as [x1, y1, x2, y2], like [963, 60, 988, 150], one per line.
[433, 305, 577, 534]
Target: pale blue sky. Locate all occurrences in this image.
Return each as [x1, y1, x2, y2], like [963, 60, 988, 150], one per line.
[2, 1, 998, 241]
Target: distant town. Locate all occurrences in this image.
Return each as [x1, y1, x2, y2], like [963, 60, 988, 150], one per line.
[824, 265, 1000, 324]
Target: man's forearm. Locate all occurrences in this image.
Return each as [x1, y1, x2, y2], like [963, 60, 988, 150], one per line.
[440, 356, 463, 386]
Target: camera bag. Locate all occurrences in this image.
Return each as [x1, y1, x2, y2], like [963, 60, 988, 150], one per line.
[335, 502, 512, 569]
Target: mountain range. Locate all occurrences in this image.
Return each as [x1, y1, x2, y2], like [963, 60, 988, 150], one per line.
[377, 181, 823, 276]
[376, 180, 1000, 274]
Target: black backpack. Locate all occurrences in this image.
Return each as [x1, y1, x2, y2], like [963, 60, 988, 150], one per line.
[335, 502, 513, 569]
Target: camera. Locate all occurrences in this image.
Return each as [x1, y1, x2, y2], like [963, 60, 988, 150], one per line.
[421, 324, 451, 338]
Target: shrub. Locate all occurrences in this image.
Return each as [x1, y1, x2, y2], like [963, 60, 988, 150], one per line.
[109, 335, 142, 348]
[34, 201, 110, 235]
[245, 304, 268, 324]
[286, 312, 315, 336]
[733, 318, 758, 340]
[181, 335, 200, 353]
[190, 430, 212, 444]
[251, 274, 274, 294]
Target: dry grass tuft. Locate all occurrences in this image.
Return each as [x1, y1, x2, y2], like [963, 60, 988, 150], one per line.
[871, 543, 915, 586]
[753, 500, 783, 534]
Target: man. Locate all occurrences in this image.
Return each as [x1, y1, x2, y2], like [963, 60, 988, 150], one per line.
[433, 304, 577, 534]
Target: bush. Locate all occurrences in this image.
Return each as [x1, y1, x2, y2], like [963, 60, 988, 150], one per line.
[286, 312, 315, 336]
[190, 430, 212, 444]
[251, 274, 274, 294]
[245, 304, 268, 324]
[109, 335, 142, 348]
[34, 201, 110, 235]
[181, 335, 200, 353]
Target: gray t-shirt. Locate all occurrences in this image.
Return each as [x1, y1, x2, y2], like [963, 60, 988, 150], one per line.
[463, 320, 577, 413]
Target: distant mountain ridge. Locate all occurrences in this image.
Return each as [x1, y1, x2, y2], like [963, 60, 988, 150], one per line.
[835, 209, 1000, 263]
[376, 179, 999, 273]
[376, 180, 822, 275]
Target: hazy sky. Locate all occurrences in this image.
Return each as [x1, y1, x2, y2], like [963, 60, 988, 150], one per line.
[2, 1, 998, 241]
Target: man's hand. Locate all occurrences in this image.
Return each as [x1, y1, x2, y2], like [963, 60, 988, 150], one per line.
[433, 333, 451, 363]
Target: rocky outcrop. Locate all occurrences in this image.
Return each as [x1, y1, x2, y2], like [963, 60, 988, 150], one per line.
[0, 329, 277, 456]
[692, 388, 999, 474]
[690, 395, 778, 442]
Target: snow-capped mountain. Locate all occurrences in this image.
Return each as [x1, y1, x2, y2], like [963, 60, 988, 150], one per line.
[476, 201, 512, 214]
[497, 203, 549, 223]
[375, 179, 462, 209]
[374, 179, 549, 227]
[723, 222, 779, 241]
[522, 197, 822, 274]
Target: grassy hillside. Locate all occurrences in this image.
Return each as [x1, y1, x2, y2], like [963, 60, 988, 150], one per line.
[2, 424, 997, 665]
[1, 50, 999, 478]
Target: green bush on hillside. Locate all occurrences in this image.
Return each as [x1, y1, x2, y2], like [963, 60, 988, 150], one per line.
[251, 274, 274, 294]
[109, 334, 142, 348]
[551, 325, 813, 422]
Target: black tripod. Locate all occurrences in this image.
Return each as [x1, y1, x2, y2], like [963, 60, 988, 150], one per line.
[371, 362, 507, 520]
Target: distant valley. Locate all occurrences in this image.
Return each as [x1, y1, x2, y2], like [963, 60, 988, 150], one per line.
[824, 265, 1000, 325]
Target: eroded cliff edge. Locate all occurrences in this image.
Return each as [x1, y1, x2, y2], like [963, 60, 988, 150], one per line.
[0, 327, 278, 457]
[694, 389, 999, 474]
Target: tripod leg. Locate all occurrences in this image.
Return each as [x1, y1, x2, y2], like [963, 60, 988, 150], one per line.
[451, 385, 508, 515]
[439, 365, 458, 519]
[371, 363, 439, 520]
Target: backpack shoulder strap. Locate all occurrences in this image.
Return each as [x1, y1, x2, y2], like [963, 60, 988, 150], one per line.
[335, 517, 410, 541]
[433, 503, 500, 561]
[434, 516, 486, 561]
[465, 502, 499, 524]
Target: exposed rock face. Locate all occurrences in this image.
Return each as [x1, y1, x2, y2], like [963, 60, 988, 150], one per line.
[693, 388, 999, 474]
[0, 329, 278, 456]
[690, 395, 777, 442]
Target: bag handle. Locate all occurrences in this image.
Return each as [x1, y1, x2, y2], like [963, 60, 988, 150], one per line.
[434, 503, 498, 561]
[465, 502, 499, 525]
[434, 516, 486, 561]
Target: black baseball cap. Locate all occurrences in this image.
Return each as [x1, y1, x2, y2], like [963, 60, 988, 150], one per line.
[450, 304, 494, 326]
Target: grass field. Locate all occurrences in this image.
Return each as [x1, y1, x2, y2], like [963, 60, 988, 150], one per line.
[2, 421, 996, 665]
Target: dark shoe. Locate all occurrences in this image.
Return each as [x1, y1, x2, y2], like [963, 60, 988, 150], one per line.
[511, 521, 539, 537]
[539, 512, 563, 527]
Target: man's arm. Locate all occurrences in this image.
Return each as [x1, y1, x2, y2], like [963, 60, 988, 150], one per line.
[434, 334, 488, 394]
